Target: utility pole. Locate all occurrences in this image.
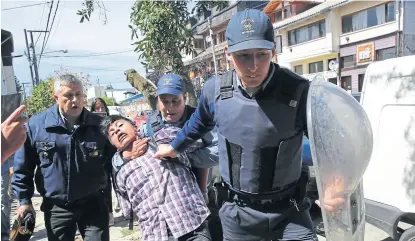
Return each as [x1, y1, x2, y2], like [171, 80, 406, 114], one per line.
[21, 82, 31, 101]
[207, 17, 218, 76]
[25, 30, 49, 86]
[24, 29, 35, 87]
[109, 82, 114, 100]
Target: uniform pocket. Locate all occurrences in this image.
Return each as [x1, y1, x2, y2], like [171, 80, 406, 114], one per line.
[35, 141, 56, 168]
[276, 132, 303, 169]
[272, 132, 304, 188]
[80, 141, 104, 160]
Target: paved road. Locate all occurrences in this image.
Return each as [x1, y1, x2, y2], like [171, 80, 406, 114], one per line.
[10, 193, 395, 241]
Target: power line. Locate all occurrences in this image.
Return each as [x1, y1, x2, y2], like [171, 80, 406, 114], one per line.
[1, 2, 50, 11]
[49, 1, 64, 46]
[35, 1, 48, 47]
[39, 0, 60, 67]
[39, 0, 54, 65]
[47, 64, 125, 72]
[44, 0, 60, 51]
[41, 49, 135, 58]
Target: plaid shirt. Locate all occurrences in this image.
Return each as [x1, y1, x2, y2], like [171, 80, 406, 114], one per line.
[114, 127, 210, 241]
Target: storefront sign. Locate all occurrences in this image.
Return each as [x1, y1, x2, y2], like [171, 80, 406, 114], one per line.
[356, 42, 375, 65]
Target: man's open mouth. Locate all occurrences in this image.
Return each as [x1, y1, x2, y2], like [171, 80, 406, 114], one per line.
[118, 133, 127, 143]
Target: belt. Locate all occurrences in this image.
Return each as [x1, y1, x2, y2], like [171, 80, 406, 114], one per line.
[43, 190, 104, 207]
[223, 182, 298, 206]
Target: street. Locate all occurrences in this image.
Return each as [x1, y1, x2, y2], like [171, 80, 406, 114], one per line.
[9, 192, 394, 241]
[10, 192, 140, 241]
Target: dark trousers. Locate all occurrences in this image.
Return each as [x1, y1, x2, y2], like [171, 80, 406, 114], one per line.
[41, 192, 109, 241]
[219, 199, 318, 241]
[103, 177, 113, 213]
[168, 221, 211, 241]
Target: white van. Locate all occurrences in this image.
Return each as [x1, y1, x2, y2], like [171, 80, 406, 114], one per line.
[361, 55, 415, 241]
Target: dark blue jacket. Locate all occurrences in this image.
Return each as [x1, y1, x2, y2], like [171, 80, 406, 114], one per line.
[12, 105, 115, 206]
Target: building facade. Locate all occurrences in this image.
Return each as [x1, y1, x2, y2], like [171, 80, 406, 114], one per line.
[184, 1, 269, 80]
[269, 0, 408, 93]
[1, 30, 17, 95]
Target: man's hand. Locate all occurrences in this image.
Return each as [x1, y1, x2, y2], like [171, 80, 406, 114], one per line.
[16, 204, 35, 219]
[153, 144, 177, 159]
[1, 105, 28, 163]
[129, 138, 150, 159]
[315, 177, 346, 213]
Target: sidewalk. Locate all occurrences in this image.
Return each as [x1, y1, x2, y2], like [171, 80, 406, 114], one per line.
[10, 191, 140, 241]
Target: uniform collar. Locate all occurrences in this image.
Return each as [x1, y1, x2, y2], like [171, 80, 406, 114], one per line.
[236, 63, 275, 97]
[160, 105, 190, 127]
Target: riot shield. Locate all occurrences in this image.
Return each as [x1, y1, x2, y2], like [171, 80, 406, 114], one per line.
[307, 75, 373, 241]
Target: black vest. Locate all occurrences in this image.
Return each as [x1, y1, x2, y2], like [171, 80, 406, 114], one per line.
[216, 65, 308, 194]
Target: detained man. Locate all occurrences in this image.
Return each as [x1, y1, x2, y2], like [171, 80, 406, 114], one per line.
[101, 115, 211, 241]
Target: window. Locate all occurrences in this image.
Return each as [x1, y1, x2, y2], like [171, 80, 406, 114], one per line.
[294, 65, 303, 75]
[284, 5, 292, 18]
[309, 61, 324, 74]
[328, 78, 338, 85]
[217, 58, 222, 68]
[341, 76, 352, 91]
[194, 40, 204, 49]
[205, 36, 211, 48]
[212, 34, 217, 46]
[358, 74, 365, 92]
[275, 10, 282, 21]
[275, 36, 282, 54]
[288, 20, 326, 46]
[217, 32, 225, 43]
[376, 47, 396, 61]
[342, 2, 396, 33]
[340, 55, 355, 68]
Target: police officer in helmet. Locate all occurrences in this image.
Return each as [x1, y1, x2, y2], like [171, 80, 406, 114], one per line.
[155, 9, 318, 240]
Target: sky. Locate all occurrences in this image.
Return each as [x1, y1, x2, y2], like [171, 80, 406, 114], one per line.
[1, 0, 149, 94]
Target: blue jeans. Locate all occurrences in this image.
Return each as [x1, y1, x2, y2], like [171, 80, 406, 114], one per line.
[1, 170, 10, 240]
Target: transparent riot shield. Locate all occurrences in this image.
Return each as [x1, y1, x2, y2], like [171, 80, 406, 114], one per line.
[307, 75, 373, 241]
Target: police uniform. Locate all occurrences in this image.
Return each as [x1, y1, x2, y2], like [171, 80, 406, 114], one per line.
[169, 9, 317, 241]
[12, 105, 115, 241]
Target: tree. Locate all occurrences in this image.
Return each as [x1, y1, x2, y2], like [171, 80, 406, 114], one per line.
[191, 1, 228, 15]
[125, 69, 157, 110]
[53, 66, 91, 91]
[26, 79, 55, 116]
[14, 76, 22, 93]
[77, 0, 227, 108]
[100, 95, 117, 106]
[77, 0, 108, 24]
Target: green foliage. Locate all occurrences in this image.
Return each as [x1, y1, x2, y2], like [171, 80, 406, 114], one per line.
[129, 0, 192, 74]
[100, 95, 117, 106]
[191, 1, 228, 15]
[26, 79, 55, 116]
